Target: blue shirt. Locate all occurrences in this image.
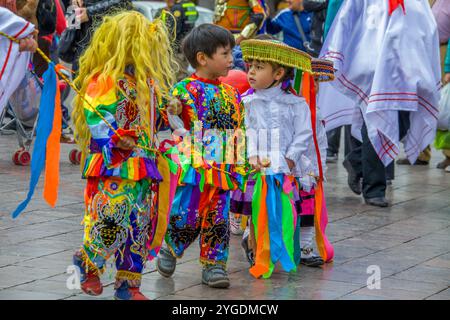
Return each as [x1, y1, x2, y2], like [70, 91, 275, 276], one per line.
[266, 9, 312, 51]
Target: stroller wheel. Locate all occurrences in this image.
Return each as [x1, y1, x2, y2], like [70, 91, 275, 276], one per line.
[12, 149, 22, 165]
[69, 149, 81, 165]
[14, 149, 31, 166]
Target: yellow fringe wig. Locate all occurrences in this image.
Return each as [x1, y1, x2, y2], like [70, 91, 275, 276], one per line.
[72, 11, 177, 162]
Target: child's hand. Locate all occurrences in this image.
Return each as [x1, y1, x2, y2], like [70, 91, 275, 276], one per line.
[285, 157, 295, 171]
[116, 136, 136, 150]
[167, 99, 182, 115]
[18, 37, 37, 52]
[249, 156, 261, 171]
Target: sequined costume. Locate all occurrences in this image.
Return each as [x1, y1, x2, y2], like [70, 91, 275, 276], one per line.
[77, 74, 163, 288]
[164, 74, 246, 268]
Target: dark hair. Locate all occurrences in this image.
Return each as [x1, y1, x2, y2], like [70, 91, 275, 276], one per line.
[182, 24, 235, 68]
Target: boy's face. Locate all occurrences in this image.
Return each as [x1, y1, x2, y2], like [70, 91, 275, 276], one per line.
[287, 0, 304, 11]
[246, 60, 285, 90]
[199, 45, 234, 78]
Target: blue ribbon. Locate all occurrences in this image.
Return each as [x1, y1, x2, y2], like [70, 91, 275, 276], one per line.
[12, 64, 56, 218]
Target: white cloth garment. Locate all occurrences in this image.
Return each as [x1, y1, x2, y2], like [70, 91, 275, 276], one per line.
[317, 0, 441, 166]
[243, 84, 313, 177]
[0, 7, 35, 114]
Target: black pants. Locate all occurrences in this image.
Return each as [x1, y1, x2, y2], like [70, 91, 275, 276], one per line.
[345, 111, 410, 199]
[326, 125, 354, 157]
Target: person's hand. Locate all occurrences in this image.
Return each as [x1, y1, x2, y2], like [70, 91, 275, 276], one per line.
[285, 157, 295, 171]
[249, 155, 261, 171]
[18, 37, 38, 52]
[444, 73, 450, 85]
[116, 136, 136, 150]
[167, 99, 182, 115]
[235, 35, 245, 45]
[77, 7, 89, 23]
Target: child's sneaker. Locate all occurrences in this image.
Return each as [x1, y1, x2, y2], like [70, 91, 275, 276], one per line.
[114, 282, 149, 300]
[300, 247, 324, 267]
[156, 247, 177, 278]
[202, 265, 230, 288]
[72, 253, 103, 296]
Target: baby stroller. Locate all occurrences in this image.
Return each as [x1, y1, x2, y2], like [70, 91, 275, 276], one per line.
[0, 67, 79, 165]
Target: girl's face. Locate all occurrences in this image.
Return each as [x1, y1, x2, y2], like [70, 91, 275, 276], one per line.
[246, 60, 285, 90]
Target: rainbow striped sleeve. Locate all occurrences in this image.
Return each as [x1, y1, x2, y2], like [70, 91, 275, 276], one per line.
[84, 82, 130, 169]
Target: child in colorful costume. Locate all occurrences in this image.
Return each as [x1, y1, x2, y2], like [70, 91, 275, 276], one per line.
[156, 24, 246, 289]
[214, 0, 266, 44]
[295, 58, 335, 267]
[71, 11, 177, 300]
[231, 37, 313, 278]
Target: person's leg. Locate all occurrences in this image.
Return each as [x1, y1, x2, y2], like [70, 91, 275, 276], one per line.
[298, 188, 323, 267]
[361, 123, 388, 205]
[343, 129, 363, 195]
[75, 177, 136, 296]
[199, 187, 231, 288]
[159, 185, 202, 277]
[326, 126, 341, 162]
[114, 179, 153, 300]
[385, 162, 394, 183]
[344, 125, 356, 157]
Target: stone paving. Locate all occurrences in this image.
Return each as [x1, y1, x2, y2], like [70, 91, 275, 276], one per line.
[0, 131, 449, 300]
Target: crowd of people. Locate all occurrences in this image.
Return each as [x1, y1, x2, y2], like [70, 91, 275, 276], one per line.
[1, 0, 448, 300]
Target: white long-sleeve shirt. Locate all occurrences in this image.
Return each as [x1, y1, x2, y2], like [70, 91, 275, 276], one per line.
[0, 7, 35, 113]
[243, 85, 313, 177]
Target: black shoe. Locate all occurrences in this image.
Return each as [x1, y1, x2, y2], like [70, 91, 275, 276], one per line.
[437, 158, 450, 169]
[415, 160, 429, 165]
[396, 158, 411, 165]
[241, 235, 254, 267]
[365, 197, 389, 207]
[397, 158, 429, 166]
[342, 159, 362, 195]
[300, 256, 324, 267]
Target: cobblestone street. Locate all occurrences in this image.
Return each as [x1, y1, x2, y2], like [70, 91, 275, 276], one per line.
[0, 133, 449, 300]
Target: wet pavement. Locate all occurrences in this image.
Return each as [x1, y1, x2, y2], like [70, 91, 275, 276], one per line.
[0, 132, 449, 300]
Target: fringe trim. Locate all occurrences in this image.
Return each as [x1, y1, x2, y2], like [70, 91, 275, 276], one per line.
[166, 242, 184, 259]
[241, 39, 312, 72]
[79, 248, 106, 276]
[200, 257, 227, 269]
[116, 270, 142, 281]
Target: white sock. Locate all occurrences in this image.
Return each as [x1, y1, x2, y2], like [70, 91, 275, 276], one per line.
[300, 227, 315, 258]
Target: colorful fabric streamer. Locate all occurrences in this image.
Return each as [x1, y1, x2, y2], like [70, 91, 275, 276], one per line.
[147, 143, 181, 260]
[12, 62, 61, 218]
[250, 173, 297, 279]
[302, 72, 334, 262]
